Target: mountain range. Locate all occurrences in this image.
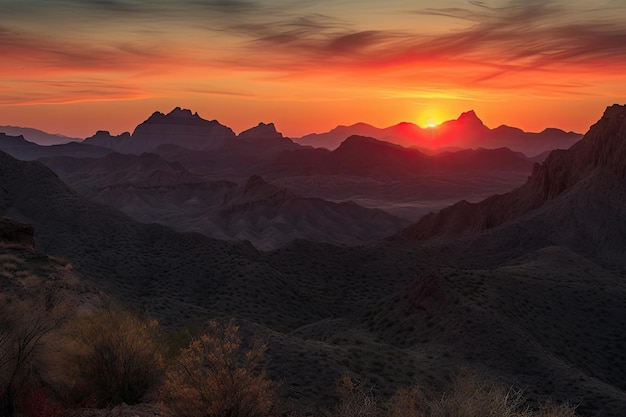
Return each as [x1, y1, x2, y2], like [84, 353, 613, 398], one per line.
[0, 107, 559, 247]
[0, 104, 624, 416]
[294, 110, 582, 157]
[395, 104, 626, 264]
[40, 151, 410, 249]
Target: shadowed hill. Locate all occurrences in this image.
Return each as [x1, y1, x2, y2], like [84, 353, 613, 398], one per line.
[0, 144, 625, 415]
[39, 153, 410, 249]
[395, 104, 626, 263]
[259, 135, 533, 180]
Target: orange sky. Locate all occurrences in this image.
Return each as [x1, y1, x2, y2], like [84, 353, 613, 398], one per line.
[1, 0, 625, 138]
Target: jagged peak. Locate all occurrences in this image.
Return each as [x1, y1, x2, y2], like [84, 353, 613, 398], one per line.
[167, 107, 195, 118]
[142, 107, 211, 125]
[238, 122, 283, 140]
[602, 103, 626, 119]
[456, 110, 484, 125]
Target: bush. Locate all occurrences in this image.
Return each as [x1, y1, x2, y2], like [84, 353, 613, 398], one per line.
[161, 320, 277, 417]
[331, 373, 380, 417]
[385, 373, 580, 417]
[427, 373, 531, 417]
[0, 296, 63, 417]
[61, 304, 164, 407]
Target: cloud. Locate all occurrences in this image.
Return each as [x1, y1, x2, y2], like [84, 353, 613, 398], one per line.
[229, 0, 626, 98]
[413, 0, 626, 68]
[2, 0, 626, 103]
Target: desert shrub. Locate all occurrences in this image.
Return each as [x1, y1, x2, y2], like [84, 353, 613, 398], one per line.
[387, 384, 427, 417]
[0, 297, 64, 417]
[61, 304, 164, 407]
[161, 320, 277, 417]
[427, 373, 531, 417]
[331, 374, 380, 417]
[385, 373, 581, 417]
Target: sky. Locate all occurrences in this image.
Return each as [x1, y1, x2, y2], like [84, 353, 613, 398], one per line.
[1, 0, 625, 138]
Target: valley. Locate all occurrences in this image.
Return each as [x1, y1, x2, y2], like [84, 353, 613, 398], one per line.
[0, 106, 623, 416]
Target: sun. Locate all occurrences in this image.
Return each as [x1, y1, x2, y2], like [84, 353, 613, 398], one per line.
[417, 110, 444, 129]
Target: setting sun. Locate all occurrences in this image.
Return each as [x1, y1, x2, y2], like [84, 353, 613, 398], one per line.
[417, 110, 445, 129]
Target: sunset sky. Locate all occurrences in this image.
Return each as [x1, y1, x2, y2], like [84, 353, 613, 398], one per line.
[1, 0, 625, 138]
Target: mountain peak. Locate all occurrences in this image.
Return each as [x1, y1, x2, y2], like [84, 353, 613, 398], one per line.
[167, 107, 196, 118]
[238, 122, 283, 141]
[456, 110, 484, 125]
[580, 103, 626, 175]
[395, 103, 626, 242]
[142, 107, 209, 126]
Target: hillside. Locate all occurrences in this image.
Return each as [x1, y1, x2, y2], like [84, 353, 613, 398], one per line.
[395, 104, 626, 265]
[1, 140, 625, 415]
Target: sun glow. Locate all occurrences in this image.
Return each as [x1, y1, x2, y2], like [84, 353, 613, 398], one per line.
[416, 108, 447, 129]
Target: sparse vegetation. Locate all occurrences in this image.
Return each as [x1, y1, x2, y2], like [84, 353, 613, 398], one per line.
[331, 374, 379, 417]
[0, 295, 65, 417]
[330, 373, 581, 417]
[58, 304, 165, 407]
[161, 320, 277, 417]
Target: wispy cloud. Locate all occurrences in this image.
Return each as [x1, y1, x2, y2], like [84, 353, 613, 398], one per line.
[1, 0, 625, 104]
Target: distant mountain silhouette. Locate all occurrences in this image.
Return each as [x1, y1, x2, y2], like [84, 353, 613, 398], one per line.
[81, 108, 237, 154]
[259, 135, 533, 180]
[0, 125, 80, 145]
[395, 104, 626, 262]
[238, 122, 284, 142]
[81, 109, 304, 169]
[0, 132, 113, 161]
[294, 111, 582, 156]
[82, 130, 132, 150]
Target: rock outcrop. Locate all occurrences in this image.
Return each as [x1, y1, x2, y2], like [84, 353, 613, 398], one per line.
[0, 217, 35, 249]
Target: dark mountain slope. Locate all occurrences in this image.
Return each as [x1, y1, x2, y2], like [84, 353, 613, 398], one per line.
[39, 152, 410, 249]
[0, 150, 332, 330]
[1, 144, 625, 415]
[216, 175, 410, 248]
[259, 135, 532, 180]
[395, 104, 626, 264]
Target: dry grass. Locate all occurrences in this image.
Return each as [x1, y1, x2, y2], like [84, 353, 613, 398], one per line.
[330, 373, 580, 417]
